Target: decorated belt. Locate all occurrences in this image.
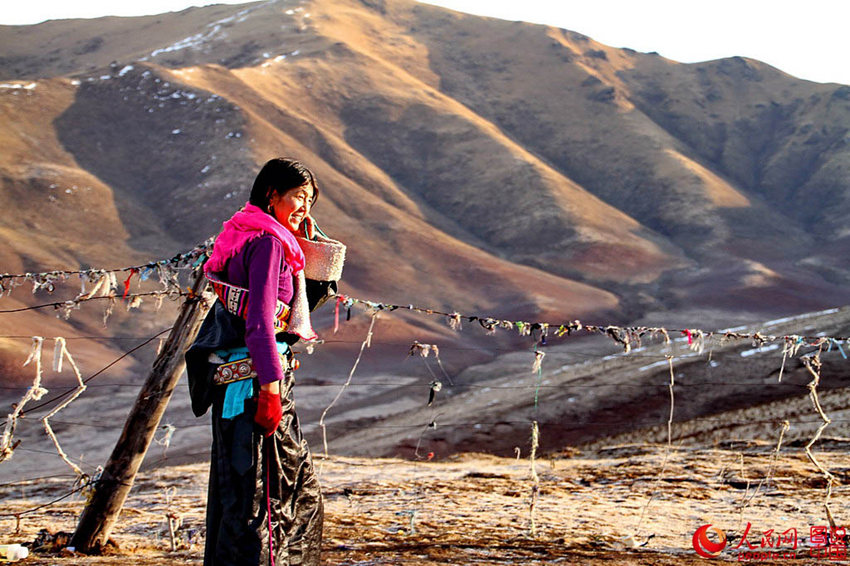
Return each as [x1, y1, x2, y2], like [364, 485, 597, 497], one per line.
[214, 354, 271, 386]
[211, 351, 300, 386]
[206, 274, 291, 333]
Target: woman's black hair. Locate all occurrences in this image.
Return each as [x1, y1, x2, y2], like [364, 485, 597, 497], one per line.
[249, 158, 319, 211]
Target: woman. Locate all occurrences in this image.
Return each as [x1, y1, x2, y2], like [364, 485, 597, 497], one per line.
[187, 158, 325, 566]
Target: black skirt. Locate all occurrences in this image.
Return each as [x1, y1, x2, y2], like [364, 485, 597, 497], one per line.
[204, 375, 323, 566]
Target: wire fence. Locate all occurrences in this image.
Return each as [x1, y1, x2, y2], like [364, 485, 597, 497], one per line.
[0, 243, 848, 553]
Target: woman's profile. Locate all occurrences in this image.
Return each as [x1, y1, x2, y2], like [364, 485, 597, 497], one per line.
[186, 157, 341, 566]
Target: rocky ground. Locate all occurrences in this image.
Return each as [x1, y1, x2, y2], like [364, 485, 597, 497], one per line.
[1, 444, 847, 565]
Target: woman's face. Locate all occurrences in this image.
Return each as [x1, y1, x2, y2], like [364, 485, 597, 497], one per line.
[270, 183, 314, 232]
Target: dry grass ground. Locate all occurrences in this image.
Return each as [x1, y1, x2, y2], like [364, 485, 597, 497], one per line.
[1, 445, 845, 565]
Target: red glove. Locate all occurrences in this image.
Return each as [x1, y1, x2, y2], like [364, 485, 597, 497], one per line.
[255, 390, 283, 437]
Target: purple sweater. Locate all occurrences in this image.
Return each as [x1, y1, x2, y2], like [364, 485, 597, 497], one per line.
[218, 234, 294, 385]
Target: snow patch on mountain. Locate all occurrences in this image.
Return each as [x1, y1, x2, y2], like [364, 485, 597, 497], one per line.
[149, 5, 262, 58]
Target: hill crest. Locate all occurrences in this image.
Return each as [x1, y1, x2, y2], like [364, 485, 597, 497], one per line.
[0, 0, 849, 373]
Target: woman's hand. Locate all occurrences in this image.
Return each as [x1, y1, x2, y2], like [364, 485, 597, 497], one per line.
[301, 214, 316, 240]
[255, 385, 283, 436]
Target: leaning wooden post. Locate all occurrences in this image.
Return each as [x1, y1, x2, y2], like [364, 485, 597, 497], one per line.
[72, 267, 212, 552]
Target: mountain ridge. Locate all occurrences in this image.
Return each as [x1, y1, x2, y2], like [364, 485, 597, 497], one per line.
[1, 0, 849, 376]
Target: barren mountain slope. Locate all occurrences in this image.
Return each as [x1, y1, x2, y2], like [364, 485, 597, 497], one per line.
[0, 2, 289, 78]
[0, 0, 635, 378]
[0, 77, 180, 377]
[363, 0, 850, 282]
[2, 0, 849, 321]
[375, 1, 850, 307]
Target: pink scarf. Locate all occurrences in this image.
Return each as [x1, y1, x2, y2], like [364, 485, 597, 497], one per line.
[205, 203, 306, 275]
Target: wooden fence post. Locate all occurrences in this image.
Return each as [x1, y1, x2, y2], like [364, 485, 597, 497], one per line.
[71, 268, 211, 552]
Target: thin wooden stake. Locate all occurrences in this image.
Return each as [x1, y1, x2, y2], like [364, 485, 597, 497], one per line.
[635, 355, 675, 536]
[801, 351, 837, 530]
[529, 421, 540, 537]
[71, 269, 211, 552]
[319, 311, 377, 461]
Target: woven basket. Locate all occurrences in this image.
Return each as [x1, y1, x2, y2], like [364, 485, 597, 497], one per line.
[296, 233, 346, 281]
